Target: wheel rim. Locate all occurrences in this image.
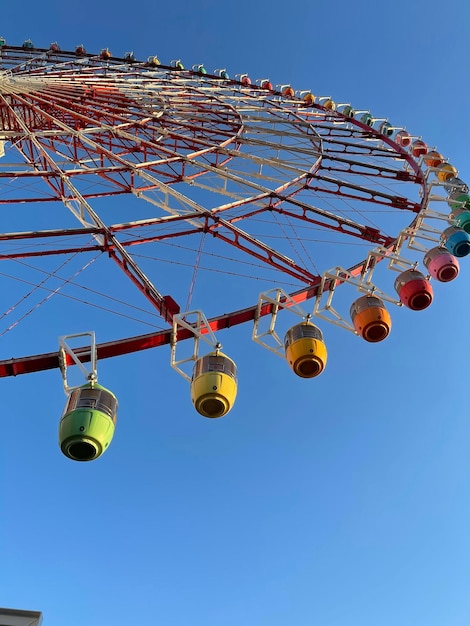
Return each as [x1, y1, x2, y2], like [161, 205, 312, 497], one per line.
[0, 45, 432, 375]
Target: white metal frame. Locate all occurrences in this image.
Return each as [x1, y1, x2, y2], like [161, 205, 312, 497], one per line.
[252, 288, 311, 358]
[171, 310, 221, 381]
[401, 177, 458, 253]
[312, 260, 403, 333]
[58, 331, 97, 394]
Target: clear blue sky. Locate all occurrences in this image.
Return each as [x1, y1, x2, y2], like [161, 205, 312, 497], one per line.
[1, 2, 470, 625]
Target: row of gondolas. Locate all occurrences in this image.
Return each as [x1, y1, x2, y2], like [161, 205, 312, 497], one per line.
[58, 167, 469, 462]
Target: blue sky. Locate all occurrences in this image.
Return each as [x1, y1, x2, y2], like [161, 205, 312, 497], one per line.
[1, 2, 470, 625]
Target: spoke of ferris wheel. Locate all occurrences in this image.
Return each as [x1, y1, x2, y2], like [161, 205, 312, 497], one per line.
[2, 96, 316, 292]
[19, 76, 401, 190]
[4, 77, 404, 280]
[37, 105, 379, 242]
[5, 112, 387, 259]
[60, 189, 173, 316]
[63, 87, 404, 191]
[24, 87, 320, 181]
[132, 152, 395, 245]
[6, 95, 321, 276]
[0, 95, 173, 318]
[5, 142, 389, 253]
[21, 136, 315, 283]
[130, 175, 319, 283]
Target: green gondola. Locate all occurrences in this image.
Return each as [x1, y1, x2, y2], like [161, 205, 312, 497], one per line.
[59, 382, 118, 461]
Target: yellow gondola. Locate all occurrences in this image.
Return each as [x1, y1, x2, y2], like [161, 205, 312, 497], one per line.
[191, 352, 237, 418]
[284, 322, 327, 378]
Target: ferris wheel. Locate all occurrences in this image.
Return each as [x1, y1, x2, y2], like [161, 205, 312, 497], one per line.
[0, 38, 468, 461]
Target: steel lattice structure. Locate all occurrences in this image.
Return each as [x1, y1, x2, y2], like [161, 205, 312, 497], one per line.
[0, 43, 450, 377]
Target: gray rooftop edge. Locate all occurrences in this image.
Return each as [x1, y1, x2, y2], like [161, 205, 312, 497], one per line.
[0, 608, 43, 626]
